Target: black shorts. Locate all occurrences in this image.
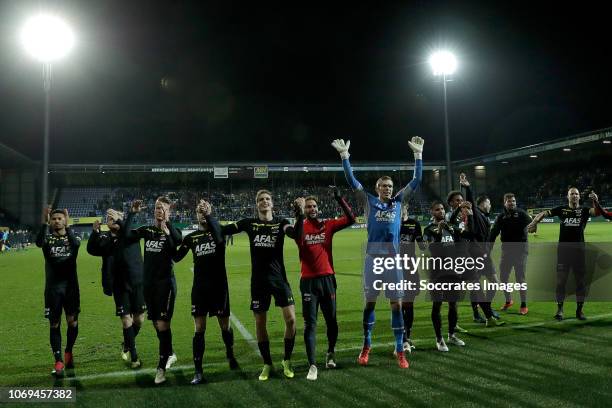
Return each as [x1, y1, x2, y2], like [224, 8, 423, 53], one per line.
[113, 284, 147, 317]
[251, 279, 295, 313]
[300, 274, 337, 300]
[402, 269, 421, 302]
[429, 274, 464, 303]
[191, 283, 230, 317]
[144, 278, 177, 321]
[45, 282, 80, 322]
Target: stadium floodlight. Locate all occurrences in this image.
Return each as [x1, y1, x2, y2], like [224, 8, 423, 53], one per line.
[429, 51, 457, 76]
[20, 14, 74, 63]
[20, 13, 74, 221]
[429, 50, 458, 191]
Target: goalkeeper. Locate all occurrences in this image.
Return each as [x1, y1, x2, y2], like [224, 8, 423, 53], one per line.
[331, 136, 423, 369]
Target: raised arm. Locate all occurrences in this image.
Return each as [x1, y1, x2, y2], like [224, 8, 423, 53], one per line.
[36, 207, 51, 248]
[221, 219, 246, 236]
[589, 192, 612, 220]
[285, 198, 305, 240]
[87, 220, 108, 256]
[124, 200, 145, 240]
[165, 222, 182, 253]
[173, 236, 191, 263]
[459, 173, 474, 206]
[331, 186, 356, 227]
[415, 221, 427, 251]
[35, 224, 48, 248]
[206, 215, 224, 245]
[65, 225, 81, 258]
[396, 137, 424, 200]
[457, 202, 475, 239]
[489, 214, 502, 243]
[527, 207, 556, 233]
[331, 139, 364, 191]
[449, 205, 462, 228]
[197, 200, 224, 245]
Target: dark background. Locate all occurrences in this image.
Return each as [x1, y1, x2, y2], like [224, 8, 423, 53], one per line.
[0, 0, 610, 163]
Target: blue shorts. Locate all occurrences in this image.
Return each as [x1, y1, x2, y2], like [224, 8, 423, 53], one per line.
[363, 254, 404, 301]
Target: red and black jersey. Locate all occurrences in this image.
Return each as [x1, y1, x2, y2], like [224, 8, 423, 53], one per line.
[295, 216, 352, 279]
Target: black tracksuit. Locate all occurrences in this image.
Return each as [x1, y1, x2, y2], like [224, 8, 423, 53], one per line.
[490, 207, 531, 303]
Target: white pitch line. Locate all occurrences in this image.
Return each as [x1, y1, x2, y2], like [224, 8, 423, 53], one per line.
[230, 312, 260, 356]
[62, 362, 227, 381]
[22, 314, 612, 383]
[188, 267, 259, 355]
[507, 312, 612, 330]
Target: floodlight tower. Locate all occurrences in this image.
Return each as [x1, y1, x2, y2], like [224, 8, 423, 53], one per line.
[429, 50, 457, 192]
[20, 14, 74, 221]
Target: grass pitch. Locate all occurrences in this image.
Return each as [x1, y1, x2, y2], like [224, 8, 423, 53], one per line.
[0, 223, 611, 407]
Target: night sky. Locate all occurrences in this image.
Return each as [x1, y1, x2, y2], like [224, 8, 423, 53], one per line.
[0, 1, 610, 164]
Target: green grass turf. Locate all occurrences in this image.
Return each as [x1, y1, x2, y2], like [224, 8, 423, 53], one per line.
[0, 223, 611, 407]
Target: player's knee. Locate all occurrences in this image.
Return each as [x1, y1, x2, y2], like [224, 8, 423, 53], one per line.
[194, 318, 206, 332]
[285, 315, 296, 328]
[50, 320, 60, 329]
[121, 315, 133, 328]
[155, 320, 170, 332]
[218, 318, 230, 331]
[254, 312, 267, 325]
[66, 315, 78, 327]
[133, 313, 144, 326]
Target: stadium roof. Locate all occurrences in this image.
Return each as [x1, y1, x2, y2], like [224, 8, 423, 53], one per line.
[4, 125, 606, 175]
[0, 141, 35, 169]
[453, 126, 612, 168]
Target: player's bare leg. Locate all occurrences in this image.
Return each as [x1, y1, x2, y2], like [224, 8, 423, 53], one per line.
[217, 316, 238, 369]
[255, 312, 273, 380]
[281, 305, 296, 378]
